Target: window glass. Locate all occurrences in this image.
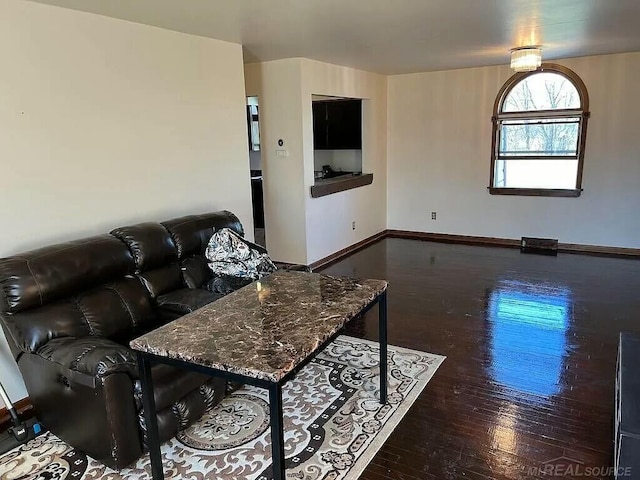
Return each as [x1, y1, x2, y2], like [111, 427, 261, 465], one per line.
[502, 72, 580, 112]
[499, 118, 580, 157]
[494, 159, 579, 189]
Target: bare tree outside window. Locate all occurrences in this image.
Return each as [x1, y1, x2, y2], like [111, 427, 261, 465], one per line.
[490, 64, 590, 197]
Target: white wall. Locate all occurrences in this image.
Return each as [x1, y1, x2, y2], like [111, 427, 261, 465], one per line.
[0, 0, 253, 405]
[301, 59, 388, 264]
[387, 52, 640, 249]
[245, 59, 308, 264]
[246, 59, 388, 265]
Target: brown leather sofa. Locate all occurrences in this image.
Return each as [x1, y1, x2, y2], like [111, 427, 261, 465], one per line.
[0, 211, 245, 469]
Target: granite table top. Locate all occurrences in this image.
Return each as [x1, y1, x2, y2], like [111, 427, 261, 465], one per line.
[130, 270, 388, 382]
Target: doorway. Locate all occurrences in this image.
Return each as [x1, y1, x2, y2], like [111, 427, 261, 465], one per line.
[246, 96, 265, 247]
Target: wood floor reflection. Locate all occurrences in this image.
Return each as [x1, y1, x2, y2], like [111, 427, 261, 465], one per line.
[319, 238, 640, 480]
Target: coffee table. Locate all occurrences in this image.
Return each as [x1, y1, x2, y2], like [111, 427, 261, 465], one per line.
[130, 270, 388, 480]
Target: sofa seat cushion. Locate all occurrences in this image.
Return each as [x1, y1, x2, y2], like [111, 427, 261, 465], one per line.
[156, 289, 222, 315]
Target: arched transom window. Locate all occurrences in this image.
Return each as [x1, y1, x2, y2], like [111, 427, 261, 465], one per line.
[490, 64, 590, 197]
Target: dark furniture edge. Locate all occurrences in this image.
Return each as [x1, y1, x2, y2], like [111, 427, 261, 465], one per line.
[0, 396, 33, 432]
[310, 173, 373, 198]
[618, 332, 640, 437]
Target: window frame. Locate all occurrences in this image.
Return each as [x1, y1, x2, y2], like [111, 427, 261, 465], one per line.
[489, 63, 590, 197]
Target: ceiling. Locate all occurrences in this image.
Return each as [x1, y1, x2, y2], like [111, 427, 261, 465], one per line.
[28, 0, 640, 74]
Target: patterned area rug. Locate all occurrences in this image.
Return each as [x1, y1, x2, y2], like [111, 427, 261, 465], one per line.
[0, 336, 444, 480]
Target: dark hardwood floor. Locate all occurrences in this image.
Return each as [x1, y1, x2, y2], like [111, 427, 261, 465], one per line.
[319, 238, 640, 480]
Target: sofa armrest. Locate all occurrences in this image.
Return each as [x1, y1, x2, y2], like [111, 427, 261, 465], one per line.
[36, 336, 138, 379]
[20, 349, 142, 469]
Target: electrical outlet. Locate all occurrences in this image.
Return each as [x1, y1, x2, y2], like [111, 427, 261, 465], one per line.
[352, 221, 356, 230]
[431, 212, 437, 220]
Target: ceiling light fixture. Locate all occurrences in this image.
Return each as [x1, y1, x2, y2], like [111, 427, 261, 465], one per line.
[510, 46, 542, 72]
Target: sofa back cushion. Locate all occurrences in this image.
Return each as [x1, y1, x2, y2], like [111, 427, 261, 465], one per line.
[161, 211, 244, 288]
[162, 211, 244, 259]
[0, 235, 133, 314]
[3, 277, 154, 354]
[0, 236, 155, 354]
[110, 223, 183, 299]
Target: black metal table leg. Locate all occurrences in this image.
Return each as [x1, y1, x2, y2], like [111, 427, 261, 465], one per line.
[268, 383, 285, 480]
[379, 291, 388, 404]
[138, 352, 164, 480]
